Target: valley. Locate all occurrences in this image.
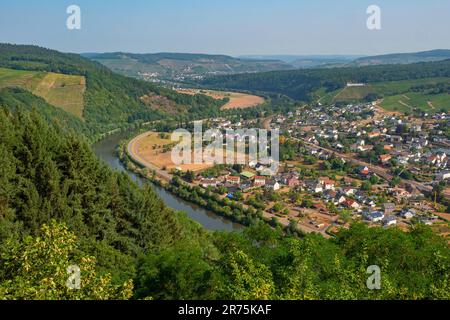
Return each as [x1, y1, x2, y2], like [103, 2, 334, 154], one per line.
[0, 43, 449, 301]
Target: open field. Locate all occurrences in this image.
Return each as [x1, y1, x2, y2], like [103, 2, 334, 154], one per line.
[177, 88, 265, 110]
[131, 132, 213, 172]
[130, 131, 252, 174]
[0, 67, 86, 118]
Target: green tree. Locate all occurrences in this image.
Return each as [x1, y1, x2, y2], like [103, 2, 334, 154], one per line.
[218, 250, 274, 300]
[0, 221, 133, 300]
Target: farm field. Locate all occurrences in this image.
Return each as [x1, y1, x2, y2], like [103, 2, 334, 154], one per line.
[132, 131, 251, 173]
[0, 67, 86, 118]
[132, 132, 212, 172]
[177, 88, 265, 110]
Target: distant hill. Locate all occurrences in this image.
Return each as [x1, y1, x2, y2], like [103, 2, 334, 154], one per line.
[84, 50, 450, 83]
[240, 55, 362, 69]
[83, 52, 294, 82]
[242, 50, 450, 68]
[199, 59, 450, 113]
[350, 49, 450, 66]
[317, 77, 450, 114]
[0, 44, 225, 140]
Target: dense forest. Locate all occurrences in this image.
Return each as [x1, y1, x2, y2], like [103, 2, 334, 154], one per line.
[0, 44, 225, 139]
[199, 59, 450, 101]
[0, 87, 92, 137]
[0, 108, 448, 299]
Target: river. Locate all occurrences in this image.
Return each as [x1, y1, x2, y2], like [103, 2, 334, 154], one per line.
[92, 130, 243, 232]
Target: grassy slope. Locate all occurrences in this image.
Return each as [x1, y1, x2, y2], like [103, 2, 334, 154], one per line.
[0, 67, 45, 91]
[317, 77, 450, 113]
[0, 67, 86, 118]
[381, 92, 450, 113]
[0, 87, 92, 137]
[33, 72, 85, 118]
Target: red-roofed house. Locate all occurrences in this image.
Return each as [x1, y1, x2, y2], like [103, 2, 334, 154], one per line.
[226, 176, 240, 184]
[344, 198, 361, 210]
[253, 176, 266, 187]
[379, 154, 392, 164]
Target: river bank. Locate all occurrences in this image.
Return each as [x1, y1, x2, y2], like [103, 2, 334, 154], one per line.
[92, 130, 243, 232]
[120, 132, 306, 237]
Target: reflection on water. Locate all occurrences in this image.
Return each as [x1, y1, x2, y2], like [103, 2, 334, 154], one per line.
[92, 131, 243, 232]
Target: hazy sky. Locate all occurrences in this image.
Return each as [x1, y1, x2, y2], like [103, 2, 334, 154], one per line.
[1, 0, 449, 56]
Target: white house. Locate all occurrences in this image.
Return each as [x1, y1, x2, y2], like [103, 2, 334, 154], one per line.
[401, 208, 416, 219]
[364, 211, 384, 222]
[266, 181, 280, 191]
[313, 183, 323, 193]
[383, 216, 397, 226]
[436, 171, 450, 181]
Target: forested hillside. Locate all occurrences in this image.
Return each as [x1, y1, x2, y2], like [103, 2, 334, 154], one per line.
[350, 49, 450, 66]
[0, 87, 92, 136]
[200, 59, 450, 101]
[0, 108, 449, 300]
[0, 44, 225, 139]
[0, 108, 202, 283]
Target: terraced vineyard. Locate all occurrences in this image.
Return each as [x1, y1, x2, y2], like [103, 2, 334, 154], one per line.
[0, 67, 86, 118]
[316, 77, 450, 113]
[380, 92, 450, 113]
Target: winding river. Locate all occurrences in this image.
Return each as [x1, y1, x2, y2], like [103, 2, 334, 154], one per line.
[92, 130, 243, 232]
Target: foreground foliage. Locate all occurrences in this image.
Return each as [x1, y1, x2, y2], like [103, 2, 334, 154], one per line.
[0, 221, 133, 299]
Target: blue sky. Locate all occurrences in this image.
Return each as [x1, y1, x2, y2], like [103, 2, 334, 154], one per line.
[0, 0, 449, 56]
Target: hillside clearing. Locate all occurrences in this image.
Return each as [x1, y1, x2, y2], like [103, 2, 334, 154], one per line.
[0, 67, 86, 118]
[177, 88, 264, 110]
[380, 92, 450, 113]
[316, 77, 450, 113]
[0, 67, 46, 91]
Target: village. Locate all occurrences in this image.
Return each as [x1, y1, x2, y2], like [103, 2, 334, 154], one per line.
[150, 101, 449, 239]
[124, 99, 450, 239]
